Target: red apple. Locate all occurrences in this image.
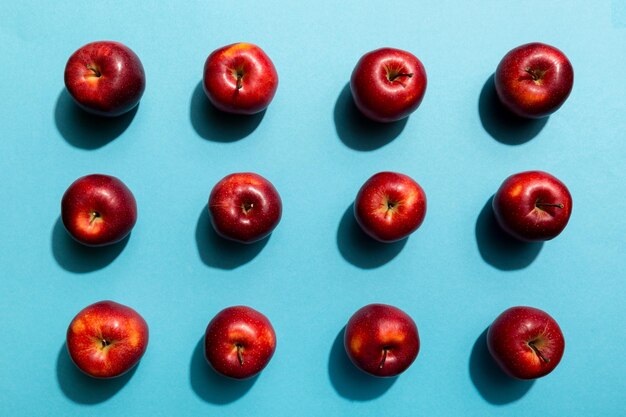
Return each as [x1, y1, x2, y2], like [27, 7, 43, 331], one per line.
[61, 174, 137, 246]
[350, 47, 427, 122]
[64, 41, 146, 117]
[495, 42, 574, 118]
[344, 304, 419, 377]
[487, 306, 565, 379]
[66, 300, 149, 378]
[208, 172, 282, 244]
[203, 42, 279, 115]
[204, 306, 276, 379]
[354, 172, 427, 242]
[492, 170, 572, 242]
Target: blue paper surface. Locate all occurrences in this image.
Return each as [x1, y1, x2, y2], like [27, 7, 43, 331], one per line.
[0, 1, 624, 416]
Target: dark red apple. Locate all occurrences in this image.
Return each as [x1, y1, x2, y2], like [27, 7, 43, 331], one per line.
[487, 306, 565, 379]
[350, 47, 427, 122]
[354, 172, 427, 242]
[344, 304, 419, 377]
[492, 170, 572, 242]
[208, 172, 282, 243]
[66, 300, 149, 378]
[61, 174, 137, 246]
[64, 41, 145, 117]
[203, 42, 278, 115]
[495, 42, 574, 118]
[204, 306, 276, 379]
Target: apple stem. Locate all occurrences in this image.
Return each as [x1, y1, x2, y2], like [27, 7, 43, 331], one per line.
[86, 64, 101, 78]
[236, 74, 243, 90]
[236, 344, 244, 366]
[89, 211, 101, 225]
[528, 341, 550, 363]
[379, 348, 388, 369]
[390, 72, 413, 82]
[536, 202, 564, 209]
[524, 68, 547, 82]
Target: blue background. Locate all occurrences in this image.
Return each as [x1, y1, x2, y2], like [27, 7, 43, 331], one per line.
[1, 1, 625, 416]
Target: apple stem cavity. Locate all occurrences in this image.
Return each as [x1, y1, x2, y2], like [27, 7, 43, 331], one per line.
[379, 348, 389, 369]
[236, 344, 244, 366]
[384, 65, 414, 84]
[89, 211, 101, 225]
[524, 67, 547, 83]
[86, 64, 101, 78]
[528, 341, 550, 363]
[241, 202, 254, 214]
[390, 72, 413, 82]
[101, 339, 111, 348]
[387, 71, 413, 82]
[535, 202, 564, 209]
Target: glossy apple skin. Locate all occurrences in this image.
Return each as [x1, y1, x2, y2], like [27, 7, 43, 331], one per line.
[209, 173, 282, 244]
[493, 170, 572, 242]
[344, 304, 419, 377]
[203, 42, 279, 115]
[350, 47, 427, 122]
[61, 174, 137, 247]
[354, 172, 427, 242]
[66, 300, 149, 379]
[204, 306, 276, 379]
[64, 41, 145, 117]
[487, 306, 565, 379]
[495, 42, 573, 118]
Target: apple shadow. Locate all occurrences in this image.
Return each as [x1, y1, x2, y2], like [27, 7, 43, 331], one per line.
[334, 83, 408, 151]
[51, 216, 129, 273]
[189, 336, 258, 404]
[478, 74, 548, 145]
[56, 342, 136, 404]
[189, 82, 265, 142]
[336, 204, 407, 269]
[54, 89, 138, 149]
[469, 328, 535, 405]
[328, 327, 397, 401]
[475, 197, 543, 271]
[195, 205, 269, 270]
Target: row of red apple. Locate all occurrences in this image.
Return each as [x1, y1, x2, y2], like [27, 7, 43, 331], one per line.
[65, 40, 573, 121]
[62, 170, 572, 247]
[67, 300, 564, 381]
